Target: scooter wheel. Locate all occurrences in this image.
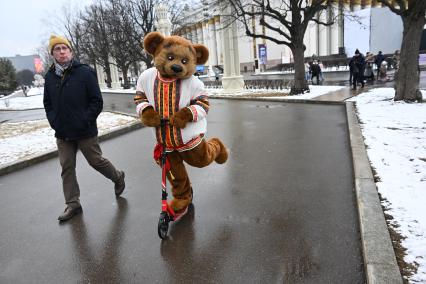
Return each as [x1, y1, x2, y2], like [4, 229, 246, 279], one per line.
[158, 212, 169, 239]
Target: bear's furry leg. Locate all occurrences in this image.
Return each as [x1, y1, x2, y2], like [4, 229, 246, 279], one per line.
[181, 138, 228, 168]
[164, 139, 228, 213]
[167, 151, 193, 213]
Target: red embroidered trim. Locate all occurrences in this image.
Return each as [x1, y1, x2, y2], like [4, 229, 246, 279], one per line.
[165, 135, 204, 152]
[189, 106, 198, 122]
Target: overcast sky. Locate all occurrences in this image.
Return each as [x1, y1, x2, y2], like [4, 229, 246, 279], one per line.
[0, 0, 93, 57]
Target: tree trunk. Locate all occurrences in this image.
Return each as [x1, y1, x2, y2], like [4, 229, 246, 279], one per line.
[290, 42, 309, 95]
[103, 58, 112, 89]
[133, 61, 140, 76]
[394, 12, 425, 102]
[121, 66, 130, 89]
[143, 55, 153, 69]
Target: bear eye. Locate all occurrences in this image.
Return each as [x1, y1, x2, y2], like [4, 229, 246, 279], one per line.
[167, 55, 174, 61]
[182, 58, 188, 64]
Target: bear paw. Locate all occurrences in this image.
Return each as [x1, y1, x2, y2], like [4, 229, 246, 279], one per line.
[170, 108, 193, 129]
[141, 107, 160, 127]
[211, 138, 228, 164]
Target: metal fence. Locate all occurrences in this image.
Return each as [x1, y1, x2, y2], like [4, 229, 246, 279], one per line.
[204, 79, 291, 90]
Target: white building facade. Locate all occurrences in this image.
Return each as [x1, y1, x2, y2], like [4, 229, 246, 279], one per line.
[175, 1, 404, 72]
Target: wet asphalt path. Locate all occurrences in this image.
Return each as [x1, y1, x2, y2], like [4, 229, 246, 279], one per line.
[0, 100, 365, 283]
[0, 109, 46, 123]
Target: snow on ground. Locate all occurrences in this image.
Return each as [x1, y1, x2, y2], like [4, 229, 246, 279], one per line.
[207, 85, 344, 100]
[0, 87, 44, 110]
[348, 88, 426, 282]
[0, 112, 137, 167]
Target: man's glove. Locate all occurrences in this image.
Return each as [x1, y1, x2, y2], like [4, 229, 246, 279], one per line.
[141, 107, 160, 127]
[170, 108, 193, 129]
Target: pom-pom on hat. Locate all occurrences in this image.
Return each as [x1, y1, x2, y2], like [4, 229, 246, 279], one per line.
[49, 35, 71, 54]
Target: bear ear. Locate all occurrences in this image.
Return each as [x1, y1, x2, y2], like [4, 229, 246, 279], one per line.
[143, 32, 165, 56]
[193, 44, 209, 65]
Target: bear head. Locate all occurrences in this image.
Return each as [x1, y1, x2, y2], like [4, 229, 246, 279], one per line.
[143, 31, 209, 80]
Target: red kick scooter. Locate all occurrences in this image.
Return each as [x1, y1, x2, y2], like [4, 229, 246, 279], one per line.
[156, 118, 191, 239]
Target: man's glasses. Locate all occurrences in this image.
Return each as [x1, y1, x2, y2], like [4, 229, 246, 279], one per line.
[53, 46, 69, 52]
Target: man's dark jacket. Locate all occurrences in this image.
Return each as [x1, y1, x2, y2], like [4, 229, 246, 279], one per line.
[375, 53, 385, 67]
[43, 60, 103, 141]
[351, 54, 365, 74]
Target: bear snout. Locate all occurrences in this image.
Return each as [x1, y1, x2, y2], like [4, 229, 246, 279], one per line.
[171, 64, 183, 73]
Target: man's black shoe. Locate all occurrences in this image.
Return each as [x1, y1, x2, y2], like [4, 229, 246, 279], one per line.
[58, 206, 83, 222]
[115, 171, 125, 197]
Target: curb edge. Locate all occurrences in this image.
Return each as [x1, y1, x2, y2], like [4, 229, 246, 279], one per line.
[346, 101, 402, 284]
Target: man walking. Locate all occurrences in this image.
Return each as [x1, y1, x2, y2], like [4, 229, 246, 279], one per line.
[43, 35, 126, 222]
[350, 49, 365, 90]
[374, 51, 385, 80]
[310, 60, 321, 85]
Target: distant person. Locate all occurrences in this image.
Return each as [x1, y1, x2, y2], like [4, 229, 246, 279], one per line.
[310, 60, 321, 85]
[43, 35, 126, 222]
[304, 62, 311, 82]
[392, 50, 400, 70]
[350, 49, 365, 90]
[318, 60, 325, 82]
[364, 62, 375, 81]
[374, 51, 385, 79]
[378, 61, 389, 82]
[22, 85, 28, 96]
[365, 52, 375, 64]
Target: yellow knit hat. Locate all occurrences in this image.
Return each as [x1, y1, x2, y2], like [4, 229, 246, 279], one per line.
[48, 35, 71, 54]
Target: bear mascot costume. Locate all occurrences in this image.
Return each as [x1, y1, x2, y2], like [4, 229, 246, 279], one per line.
[134, 32, 228, 214]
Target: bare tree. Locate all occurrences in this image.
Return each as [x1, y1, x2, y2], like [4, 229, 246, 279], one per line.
[57, 5, 88, 62]
[123, 0, 157, 70]
[100, 0, 149, 88]
[228, 0, 335, 95]
[125, 0, 195, 69]
[80, 3, 114, 87]
[378, 0, 426, 102]
[44, 0, 195, 89]
[36, 44, 53, 75]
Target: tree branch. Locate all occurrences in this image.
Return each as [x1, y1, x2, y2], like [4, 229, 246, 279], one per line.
[378, 0, 403, 15]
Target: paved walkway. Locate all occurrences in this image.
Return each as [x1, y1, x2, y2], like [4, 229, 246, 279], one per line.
[314, 85, 371, 102]
[0, 74, 411, 282]
[0, 100, 366, 283]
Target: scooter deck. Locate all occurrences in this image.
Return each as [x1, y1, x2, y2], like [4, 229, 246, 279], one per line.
[171, 206, 189, 222]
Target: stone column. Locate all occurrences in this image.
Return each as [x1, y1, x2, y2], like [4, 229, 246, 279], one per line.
[308, 21, 318, 58]
[187, 27, 193, 42]
[338, 5, 345, 52]
[221, 5, 244, 91]
[192, 26, 197, 43]
[208, 18, 218, 66]
[318, 11, 328, 56]
[197, 23, 203, 44]
[109, 56, 121, 89]
[330, 5, 339, 54]
[96, 64, 107, 89]
[203, 20, 214, 77]
[214, 16, 223, 65]
[202, 21, 209, 51]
